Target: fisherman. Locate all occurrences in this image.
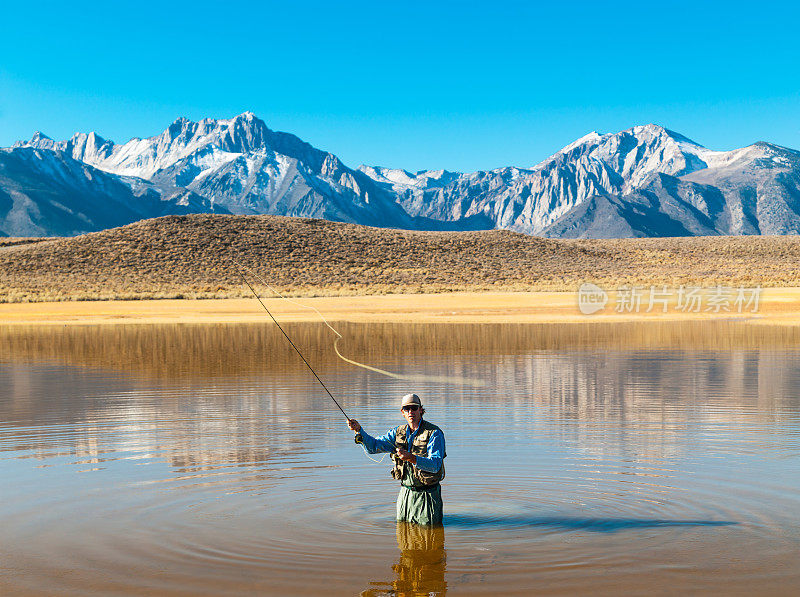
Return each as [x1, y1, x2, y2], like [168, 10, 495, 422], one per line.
[348, 393, 446, 526]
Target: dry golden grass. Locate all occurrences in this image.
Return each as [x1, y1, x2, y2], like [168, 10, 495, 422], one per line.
[2, 214, 800, 303]
[0, 237, 51, 248]
[0, 289, 797, 326]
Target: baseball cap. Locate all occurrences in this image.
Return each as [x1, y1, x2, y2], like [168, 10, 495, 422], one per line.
[400, 393, 422, 407]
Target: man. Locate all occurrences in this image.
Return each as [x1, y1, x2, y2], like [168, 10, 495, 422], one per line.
[348, 393, 446, 526]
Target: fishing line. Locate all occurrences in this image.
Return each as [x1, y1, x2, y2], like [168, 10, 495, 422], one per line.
[360, 448, 387, 464]
[233, 261, 352, 421]
[235, 261, 386, 463]
[233, 259, 486, 388]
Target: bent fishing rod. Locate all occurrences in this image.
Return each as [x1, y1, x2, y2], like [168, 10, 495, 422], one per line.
[233, 262, 352, 422]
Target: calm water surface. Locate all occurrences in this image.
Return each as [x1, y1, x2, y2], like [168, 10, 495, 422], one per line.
[1, 322, 800, 595]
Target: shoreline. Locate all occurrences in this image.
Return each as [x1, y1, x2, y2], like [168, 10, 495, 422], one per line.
[1, 289, 799, 326]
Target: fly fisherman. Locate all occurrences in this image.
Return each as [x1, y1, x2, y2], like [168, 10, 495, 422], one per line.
[348, 393, 446, 526]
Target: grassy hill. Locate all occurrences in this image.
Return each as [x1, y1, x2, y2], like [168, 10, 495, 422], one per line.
[1, 214, 800, 302]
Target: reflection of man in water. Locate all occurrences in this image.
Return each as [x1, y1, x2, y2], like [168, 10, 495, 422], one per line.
[362, 523, 447, 597]
[348, 393, 446, 526]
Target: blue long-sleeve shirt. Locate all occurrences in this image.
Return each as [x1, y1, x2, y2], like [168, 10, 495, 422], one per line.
[359, 422, 445, 473]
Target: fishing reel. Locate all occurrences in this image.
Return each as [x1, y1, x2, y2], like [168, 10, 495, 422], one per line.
[354, 431, 363, 445]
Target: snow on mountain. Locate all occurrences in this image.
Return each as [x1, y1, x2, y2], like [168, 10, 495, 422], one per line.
[681, 142, 800, 235]
[0, 147, 225, 237]
[356, 166, 466, 189]
[558, 124, 713, 190]
[355, 123, 800, 238]
[17, 112, 270, 179]
[8, 115, 800, 238]
[356, 124, 722, 235]
[13, 112, 421, 232]
[540, 142, 800, 238]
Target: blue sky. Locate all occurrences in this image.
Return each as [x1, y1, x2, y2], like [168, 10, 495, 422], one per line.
[1, 0, 799, 172]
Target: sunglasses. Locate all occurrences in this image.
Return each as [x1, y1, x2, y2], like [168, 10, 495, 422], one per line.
[402, 405, 420, 412]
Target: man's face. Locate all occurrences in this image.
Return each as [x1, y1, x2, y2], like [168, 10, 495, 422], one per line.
[402, 404, 422, 428]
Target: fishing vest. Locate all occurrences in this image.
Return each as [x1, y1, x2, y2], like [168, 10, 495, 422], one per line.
[390, 419, 446, 488]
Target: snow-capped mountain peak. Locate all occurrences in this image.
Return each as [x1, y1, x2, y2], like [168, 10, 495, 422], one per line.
[15, 112, 275, 179]
[533, 123, 712, 191]
[356, 165, 464, 190]
[14, 131, 57, 151]
[29, 131, 54, 144]
[554, 131, 609, 157]
[7, 115, 800, 240]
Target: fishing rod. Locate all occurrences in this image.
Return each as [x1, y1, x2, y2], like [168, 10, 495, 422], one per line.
[233, 261, 352, 422]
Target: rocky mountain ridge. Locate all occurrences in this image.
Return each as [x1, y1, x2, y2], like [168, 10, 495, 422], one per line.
[5, 114, 800, 238]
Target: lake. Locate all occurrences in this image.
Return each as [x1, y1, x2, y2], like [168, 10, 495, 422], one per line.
[1, 321, 799, 595]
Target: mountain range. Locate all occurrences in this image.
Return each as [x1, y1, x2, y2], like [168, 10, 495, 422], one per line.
[3, 112, 799, 238]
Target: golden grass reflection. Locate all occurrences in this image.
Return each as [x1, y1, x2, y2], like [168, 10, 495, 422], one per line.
[2, 321, 800, 380]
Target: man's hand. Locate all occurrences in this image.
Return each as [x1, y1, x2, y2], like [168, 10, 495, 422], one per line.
[348, 419, 361, 432]
[395, 448, 417, 465]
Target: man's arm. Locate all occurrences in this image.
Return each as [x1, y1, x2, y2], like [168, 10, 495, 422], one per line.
[349, 420, 396, 454]
[412, 429, 445, 473]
